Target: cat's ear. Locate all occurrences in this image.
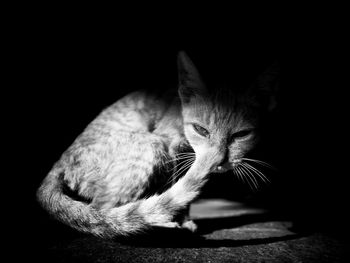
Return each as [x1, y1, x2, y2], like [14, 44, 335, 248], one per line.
[177, 51, 206, 104]
[250, 61, 279, 111]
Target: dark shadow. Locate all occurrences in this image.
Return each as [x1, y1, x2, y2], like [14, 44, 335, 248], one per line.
[109, 211, 310, 248]
[114, 225, 305, 248]
[194, 211, 292, 235]
[34, 211, 311, 255]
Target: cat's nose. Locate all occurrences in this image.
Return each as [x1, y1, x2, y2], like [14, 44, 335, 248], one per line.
[214, 165, 226, 173]
[212, 158, 241, 173]
[205, 148, 229, 172]
[217, 150, 229, 166]
[213, 162, 231, 173]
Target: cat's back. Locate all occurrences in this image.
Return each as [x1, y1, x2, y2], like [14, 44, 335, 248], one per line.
[68, 89, 179, 161]
[94, 89, 175, 133]
[58, 90, 177, 197]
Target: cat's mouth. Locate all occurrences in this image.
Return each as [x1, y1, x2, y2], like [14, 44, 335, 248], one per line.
[212, 159, 241, 173]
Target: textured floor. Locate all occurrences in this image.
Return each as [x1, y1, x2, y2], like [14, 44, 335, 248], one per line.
[34, 199, 346, 262]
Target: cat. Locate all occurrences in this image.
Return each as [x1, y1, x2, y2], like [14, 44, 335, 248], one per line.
[36, 51, 278, 238]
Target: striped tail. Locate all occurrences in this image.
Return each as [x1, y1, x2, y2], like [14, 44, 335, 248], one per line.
[37, 151, 219, 237]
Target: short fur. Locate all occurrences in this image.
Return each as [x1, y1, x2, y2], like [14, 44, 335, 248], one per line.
[37, 51, 277, 237]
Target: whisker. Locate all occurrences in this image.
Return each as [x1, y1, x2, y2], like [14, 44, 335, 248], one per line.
[241, 158, 276, 170]
[232, 167, 241, 181]
[236, 166, 254, 190]
[242, 162, 270, 184]
[165, 153, 195, 164]
[168, 157, 194, 171]
[241, 166, 259, 191]
[166, 158, 195, 186]
[233, 167, 243, 183]
[164, 155, 194, 164]
[239, 164, 259, 190]
[236, 168, 246, 185]
[167, 163, 194, 186]
[175, 152, 196, 157]
[172, 159, 194, 176]
[241, 163, 267, 184]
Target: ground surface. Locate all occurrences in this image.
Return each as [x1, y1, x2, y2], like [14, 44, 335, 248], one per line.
[33, 199, 346, 263]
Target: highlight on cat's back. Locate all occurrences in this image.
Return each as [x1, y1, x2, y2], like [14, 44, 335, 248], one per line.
[36, 51, 278, 237]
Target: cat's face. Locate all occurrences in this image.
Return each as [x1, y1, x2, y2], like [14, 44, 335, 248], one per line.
[177, 51, 277, 173]
[181, 91, 259, 173]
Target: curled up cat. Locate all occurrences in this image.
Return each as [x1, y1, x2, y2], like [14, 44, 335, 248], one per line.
[36, 51, 278, 238]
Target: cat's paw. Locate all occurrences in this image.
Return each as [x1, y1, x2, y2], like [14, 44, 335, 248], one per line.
[153, 222, 181, 229]
[181, 220, 198, 233]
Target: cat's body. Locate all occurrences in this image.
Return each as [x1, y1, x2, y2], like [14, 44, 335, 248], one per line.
[37, 52, 277, 237]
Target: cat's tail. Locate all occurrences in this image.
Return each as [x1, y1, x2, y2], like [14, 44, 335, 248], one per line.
[36, 151, 222, 237]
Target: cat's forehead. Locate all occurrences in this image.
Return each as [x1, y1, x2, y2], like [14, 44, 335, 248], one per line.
[189, 92, 256, 131]
[207, 103, 252, 131]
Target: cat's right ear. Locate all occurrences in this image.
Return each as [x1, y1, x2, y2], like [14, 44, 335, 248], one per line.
[177, 51, 206, 104]
[249, 61, 280, 112]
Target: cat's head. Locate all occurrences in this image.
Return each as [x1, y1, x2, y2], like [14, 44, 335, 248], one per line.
[177, 51, 278, 173]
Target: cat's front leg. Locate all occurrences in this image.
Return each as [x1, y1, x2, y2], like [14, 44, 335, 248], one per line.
[151, 219, 197, 232]
[169, 204, 198, 232]
[163, 149, 224, 232]
[181, 219, 198, 233]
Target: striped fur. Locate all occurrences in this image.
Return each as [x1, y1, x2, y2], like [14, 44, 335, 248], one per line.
[37, 51, 276, 237]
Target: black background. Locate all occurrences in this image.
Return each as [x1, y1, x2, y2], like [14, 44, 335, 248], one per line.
[8, 10, 348, 252]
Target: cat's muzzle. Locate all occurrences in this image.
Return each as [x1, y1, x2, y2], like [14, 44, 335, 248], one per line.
[213, 159, 241, 173]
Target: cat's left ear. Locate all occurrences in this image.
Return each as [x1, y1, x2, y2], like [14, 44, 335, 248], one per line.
[250, 61, 280, 111]
[177, 51, 206, 104]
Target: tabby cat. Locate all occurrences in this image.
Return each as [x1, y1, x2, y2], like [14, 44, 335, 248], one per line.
[36, 51, 277, 238]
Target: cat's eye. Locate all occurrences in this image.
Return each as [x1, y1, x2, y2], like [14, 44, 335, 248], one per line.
[192, 124, 210, 137]
[231, 130, 252, 140]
